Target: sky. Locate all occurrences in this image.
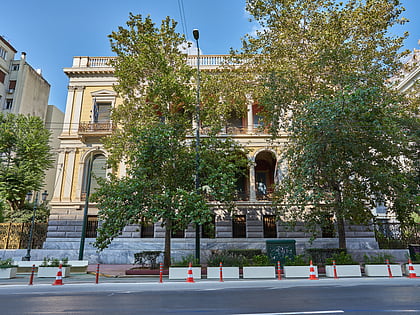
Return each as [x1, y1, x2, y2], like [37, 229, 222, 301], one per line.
[1, 0, 419, 114]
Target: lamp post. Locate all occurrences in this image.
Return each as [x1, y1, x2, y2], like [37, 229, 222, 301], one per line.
[22, 190, 48, 261]
[79, 154, 94, 260]
[193, 28, 201, 263]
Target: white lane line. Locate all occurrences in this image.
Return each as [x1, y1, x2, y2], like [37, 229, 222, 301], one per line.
[234, 312, 344, 315]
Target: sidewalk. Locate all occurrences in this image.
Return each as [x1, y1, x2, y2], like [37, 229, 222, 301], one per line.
[87, 264, 132, 277]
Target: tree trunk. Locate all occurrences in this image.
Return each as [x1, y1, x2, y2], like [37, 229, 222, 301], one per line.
[163, 218, 172, 268]
[334, 190, 347, 249]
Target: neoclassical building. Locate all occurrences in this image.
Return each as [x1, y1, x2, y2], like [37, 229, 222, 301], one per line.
[43, 55, 377, 263]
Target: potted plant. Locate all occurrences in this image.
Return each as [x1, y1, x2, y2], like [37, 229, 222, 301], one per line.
[283, 255, 318, 278]
[242, 254, 276, 279]
[325, 252, 361, 277]
[169, 255, 201, 280]
[0, 259, 18, 279]
[363, 253, 402, 277]
[38, 257, 71, 278]
[206, 251, 243, 279]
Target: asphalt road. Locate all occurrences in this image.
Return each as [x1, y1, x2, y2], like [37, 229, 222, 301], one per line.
[0, 279, 420, 314]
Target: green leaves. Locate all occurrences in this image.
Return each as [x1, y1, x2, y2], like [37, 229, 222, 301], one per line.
[0, 113, 53, 216]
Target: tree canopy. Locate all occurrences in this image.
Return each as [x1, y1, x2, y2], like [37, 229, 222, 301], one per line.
[240, 0, 419, 247]
[93, 14, 248, 266]
[0, 113, 53, 218]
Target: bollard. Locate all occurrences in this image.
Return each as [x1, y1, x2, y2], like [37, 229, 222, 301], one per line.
[95, 264, 100, 284]
[277, 261, 282, 280]
[219, 262, 224, 282]
[333, 260, 339, 279]
[386, 259, 393, 278]
[28, 264, 35, 285]
[159, 262, 163, 283]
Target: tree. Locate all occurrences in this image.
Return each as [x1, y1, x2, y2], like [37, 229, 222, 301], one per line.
[92, 14, 248, 266]
[0, 113, 53, 217]
[241, 0, 419, 247]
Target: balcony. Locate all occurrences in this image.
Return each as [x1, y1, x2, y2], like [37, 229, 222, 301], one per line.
[78, 122, 115, 135]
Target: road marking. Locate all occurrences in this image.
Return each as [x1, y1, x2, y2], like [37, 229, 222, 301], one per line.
[234, 311, 344, 315]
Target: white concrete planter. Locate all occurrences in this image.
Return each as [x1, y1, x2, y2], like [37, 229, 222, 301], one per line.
[37, 267, 71, 278]
[325, 265, 361, 278]
[364, 264, 403, 277]
[207, 267, 239, 279]
[404, 264, 420, 276]
[242, 266, 276, 279]
[168, 267, 201, 280]
[0, 267, 17, 279]
[283, 265, 318, 278]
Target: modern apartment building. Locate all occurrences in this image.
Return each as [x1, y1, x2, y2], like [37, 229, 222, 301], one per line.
[43, 55, 378, 263]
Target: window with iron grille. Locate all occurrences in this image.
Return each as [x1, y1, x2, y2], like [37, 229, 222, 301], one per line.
[232, 215, 246, 238]
[141, 221, 154, 238]
[86, 216, 98, 238]
[171, 229, 185, 238]
[263, 215, 277, 238]
[202, 214, 216, 238]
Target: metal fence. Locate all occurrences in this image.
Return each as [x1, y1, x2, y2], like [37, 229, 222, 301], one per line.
[0, 223, 48, 249]
[374, 222, 420, 249]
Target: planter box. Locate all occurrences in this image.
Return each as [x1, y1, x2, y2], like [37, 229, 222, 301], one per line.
[364, 264, 403, 277]
[242, 266, 276, 279]
[15, 261, 42, 273]
[68, 260, 89, 273]
[207, 267, 239, 279]
[325, 265, 361, 278]
[0, 268, 17, 279]
[168, 267, 201, 280]
[404, 264, 420, 276]
[283, 265, 318, 278]
[37, 267, 71, 278]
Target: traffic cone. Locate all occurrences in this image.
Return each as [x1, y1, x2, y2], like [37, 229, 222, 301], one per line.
[186, 262, 195, 283]
[52, 264, 64, 285]
[308, 260, 318, 280]
[407, 259, 419, 279]
[333, 260, 339, 279]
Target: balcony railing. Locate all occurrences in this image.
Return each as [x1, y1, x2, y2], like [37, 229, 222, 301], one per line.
[78, 122, 115, 134]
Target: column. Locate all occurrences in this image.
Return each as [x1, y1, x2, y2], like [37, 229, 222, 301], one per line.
[70, 86, 85, 134]
[249, 162, 256, 201]
[247, 99, 253, 133]
[62, 86, 76, 134]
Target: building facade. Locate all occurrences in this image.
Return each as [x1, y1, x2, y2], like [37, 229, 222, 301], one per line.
[43, 55, 377, 263]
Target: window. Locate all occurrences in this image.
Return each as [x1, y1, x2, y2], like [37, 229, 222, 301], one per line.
[8, 80, 16, 93]
[11, 64, 19, 71]
[0, 70, 5, 84]
[86, 216, 98, 238]
[263, 215, 277, 238]
[0, 47, 6, 60]
[172, 229, 185, 238]
[202, 215, 216, 238]
[81, 154, 107, 199]
[232, 215, 246, 238]
[141, 220, 154, 238]
[93, 101, 112, 123]
[5, 99, 13, 110]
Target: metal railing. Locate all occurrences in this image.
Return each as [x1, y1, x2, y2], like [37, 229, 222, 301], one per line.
[78, 122, 115, 133]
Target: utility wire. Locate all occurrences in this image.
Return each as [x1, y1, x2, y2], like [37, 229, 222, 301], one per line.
[177, 0, 188, 40]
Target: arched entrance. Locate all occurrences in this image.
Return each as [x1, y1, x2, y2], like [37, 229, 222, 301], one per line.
[254, 151, 276, 200]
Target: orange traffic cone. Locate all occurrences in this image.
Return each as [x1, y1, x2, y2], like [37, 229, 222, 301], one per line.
[308, 260, 318, 280]
[52, 264, 64, 285]
[407, 259, 419, 279]
[186, 262, 195, 283]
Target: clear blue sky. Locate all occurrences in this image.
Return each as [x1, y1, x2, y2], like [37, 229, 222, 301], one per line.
[1, 0, 419, 113]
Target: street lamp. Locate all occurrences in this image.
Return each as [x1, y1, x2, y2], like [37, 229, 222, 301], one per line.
[22, 190, 48, 261]
[193, 28, 201, 263]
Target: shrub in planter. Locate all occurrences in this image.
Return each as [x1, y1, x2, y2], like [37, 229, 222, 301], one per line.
[206, 251, 247, 267]
[38, 257, 71, 278]
[363, 253, 402, 277]
[283, 255, 317, 278]
[325, 252, 361, 277]
[306, 248, 347, 265]
[226, 249, 262, 260]
[0, 259, 18, 279]
[251, 254, 271, 266]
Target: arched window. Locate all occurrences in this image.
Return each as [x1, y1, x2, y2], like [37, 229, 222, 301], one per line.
[255, 151, 276, 200]
[81, 154, 107, 200]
